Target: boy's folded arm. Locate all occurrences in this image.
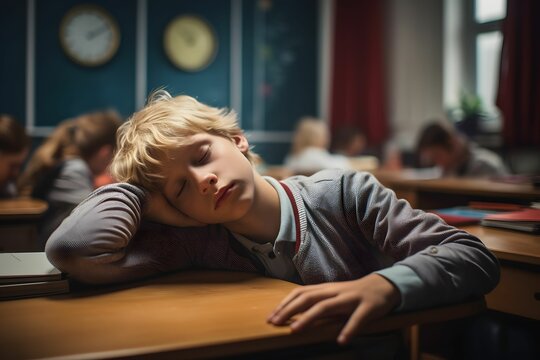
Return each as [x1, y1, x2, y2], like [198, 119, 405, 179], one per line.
[352, 172, 500, 311]
[46, 183, 260, 285]
[45, 183, 163, 284]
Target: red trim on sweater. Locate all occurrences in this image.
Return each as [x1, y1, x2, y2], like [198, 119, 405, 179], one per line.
[279, 182, 301, 254]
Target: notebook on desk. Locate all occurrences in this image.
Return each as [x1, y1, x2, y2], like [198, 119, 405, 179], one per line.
[480, 208, 540, 234]
[431, 207, 498, 226]
[0, 252, 69, 299]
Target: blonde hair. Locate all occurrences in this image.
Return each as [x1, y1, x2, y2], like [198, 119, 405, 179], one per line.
[110, 90, 258, 191]
[291, 117, 330, 155]
[18, 110, 121, 195]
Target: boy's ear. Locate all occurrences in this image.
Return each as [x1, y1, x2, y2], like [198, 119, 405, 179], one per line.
[232, 135, 249, 153]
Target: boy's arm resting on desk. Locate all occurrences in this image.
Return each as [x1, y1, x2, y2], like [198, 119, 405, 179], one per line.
[270, 170, 498, 344]
[354, 172, 500, 311]
[45, 183, 258, 284]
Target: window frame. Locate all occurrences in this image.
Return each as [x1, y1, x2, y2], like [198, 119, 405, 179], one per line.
[464, 0, 505, 102]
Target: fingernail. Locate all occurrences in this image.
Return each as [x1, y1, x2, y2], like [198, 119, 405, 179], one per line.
[337, 335, 347, 344]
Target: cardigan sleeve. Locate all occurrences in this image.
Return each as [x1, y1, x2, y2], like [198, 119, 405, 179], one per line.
[46, 183, 258, 284]
[345, 171, 500, 311]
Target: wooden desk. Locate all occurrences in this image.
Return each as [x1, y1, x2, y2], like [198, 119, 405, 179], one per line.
[0, 198, 48, 217]
[462, 225, 540, 266]
[372, 170, 540, 209]
[0, 271, 485, 360]
[0, 198, 48, 252]
[461, 225, 540, 320]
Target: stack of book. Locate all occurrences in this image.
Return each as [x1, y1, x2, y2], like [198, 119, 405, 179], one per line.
[0, 252, 69, 300]
[430, 207, 497, 226]
[481, 208, 540, 234]
[432, 202, 540, 234]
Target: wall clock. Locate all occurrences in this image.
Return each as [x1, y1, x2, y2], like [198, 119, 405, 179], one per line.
[163, 15, 218, 72]
[59, 5, 121, 67]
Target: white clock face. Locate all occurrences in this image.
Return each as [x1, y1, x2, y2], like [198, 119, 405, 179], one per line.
[60, 6, 120, 66]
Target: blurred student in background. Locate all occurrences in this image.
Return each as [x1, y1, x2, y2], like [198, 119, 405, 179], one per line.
[284, 117, 350, 175]
[416, 120, 509, 178]
[331, 125, 380, 172]
[18, 110, 121, 244]
[0, 114, 31, 198]
[331, 125, 367, 157]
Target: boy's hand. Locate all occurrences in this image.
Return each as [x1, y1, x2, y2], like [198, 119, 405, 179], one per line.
[144, 191, 206, 227]
[267, 273, 400, 345]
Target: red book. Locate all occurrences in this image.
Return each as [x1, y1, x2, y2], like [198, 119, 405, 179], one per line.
[481, 208, 540, 234]
[468, 202, 524, 211]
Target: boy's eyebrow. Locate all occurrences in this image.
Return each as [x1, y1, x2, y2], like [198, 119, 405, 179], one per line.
[168, 140, 200, 161]
[181, 138, 209, 152]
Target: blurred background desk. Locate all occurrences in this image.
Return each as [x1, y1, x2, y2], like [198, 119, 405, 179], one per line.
[0, 198, 48, 252]
[372, 170, 540, 209]
[461, 225, 540, 320]
[0, 270, 485, 360]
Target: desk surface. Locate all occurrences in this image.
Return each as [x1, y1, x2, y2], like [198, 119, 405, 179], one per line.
[0, 198, 48, 218]
[372, 170, 540, 200]
[0, 271, 484, 360]
[461, 225, 540, 266]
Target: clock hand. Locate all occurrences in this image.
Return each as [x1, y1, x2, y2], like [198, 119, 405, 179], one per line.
[87, 25, 108, 40]
[179, 29, 196, 46]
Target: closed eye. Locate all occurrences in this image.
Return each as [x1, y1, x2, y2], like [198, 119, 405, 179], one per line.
[197, 146, 211, 164]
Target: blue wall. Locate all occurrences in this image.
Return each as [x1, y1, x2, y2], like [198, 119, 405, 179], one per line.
[1, 0, 27, 122]
[0, 0, 319, 164]
[147, 0, 231, 107]
[35, 0, 137, 126]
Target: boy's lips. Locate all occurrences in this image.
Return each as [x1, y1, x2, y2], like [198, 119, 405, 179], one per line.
[215, 183, 235, 209]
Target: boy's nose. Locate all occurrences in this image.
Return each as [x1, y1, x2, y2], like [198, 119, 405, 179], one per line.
[197, 173, 218, 194]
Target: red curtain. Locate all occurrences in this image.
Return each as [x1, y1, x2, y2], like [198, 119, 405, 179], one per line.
[330, 0, 388, 147]
[496, 0, 540, 148]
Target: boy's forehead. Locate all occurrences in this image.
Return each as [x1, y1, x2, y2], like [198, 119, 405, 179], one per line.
[164, 134, 207, 163]
[172, 134, 209, 152]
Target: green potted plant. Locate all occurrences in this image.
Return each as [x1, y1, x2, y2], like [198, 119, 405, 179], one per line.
[448, 92, 487, 138]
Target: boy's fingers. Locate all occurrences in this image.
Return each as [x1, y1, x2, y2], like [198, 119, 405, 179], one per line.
[268, 284, 325, 320]
[271, 288, 304, 313]
[144, 191, 207, 227]
[336, 303, 373, 344]
[290, 297, 352, 332]
[269, 290, 336, 325]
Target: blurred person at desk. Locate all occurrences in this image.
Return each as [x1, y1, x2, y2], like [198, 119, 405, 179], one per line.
[331, 125, 380, 172]
[331, 125, 367, 157]
[0, 114, 31, 198]
[416, 120, 509, 178]
[284, 117, 351, 175]
[17, 110, 121, 245]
